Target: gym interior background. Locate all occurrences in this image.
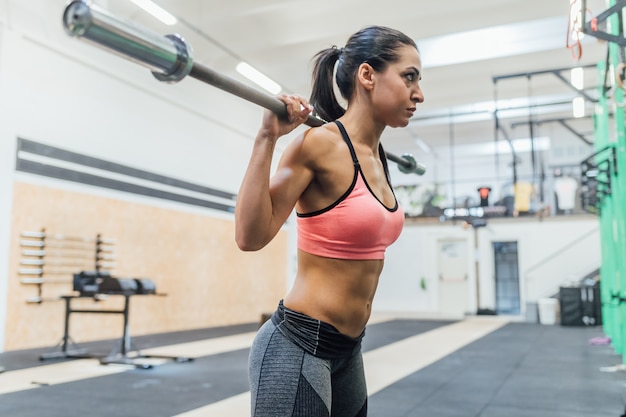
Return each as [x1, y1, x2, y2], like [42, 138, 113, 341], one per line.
[0, 0, 622, 416]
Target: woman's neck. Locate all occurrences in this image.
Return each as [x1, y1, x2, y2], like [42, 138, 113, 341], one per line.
[338, 108, 385, 151]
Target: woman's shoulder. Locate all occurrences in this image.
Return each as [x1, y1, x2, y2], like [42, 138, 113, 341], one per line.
[281, 122, 346, 173]
[297, 122, 342, 154]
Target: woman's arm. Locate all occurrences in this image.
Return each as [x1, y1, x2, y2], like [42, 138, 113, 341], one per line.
[235, 94, 313, 251]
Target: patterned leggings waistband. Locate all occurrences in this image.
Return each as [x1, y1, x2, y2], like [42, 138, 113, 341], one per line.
[271, 300, 363, 359]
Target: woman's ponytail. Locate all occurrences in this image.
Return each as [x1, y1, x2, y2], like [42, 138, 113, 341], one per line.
[309, 47, 345, 122]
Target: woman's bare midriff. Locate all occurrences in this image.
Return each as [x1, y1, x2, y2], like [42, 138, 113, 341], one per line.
[282, 250, 385, 338]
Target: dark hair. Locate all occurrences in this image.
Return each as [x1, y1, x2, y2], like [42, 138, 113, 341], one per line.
[309, 26, 417, 122]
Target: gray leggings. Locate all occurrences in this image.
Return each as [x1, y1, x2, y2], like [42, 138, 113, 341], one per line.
[248, 302, 367, 417]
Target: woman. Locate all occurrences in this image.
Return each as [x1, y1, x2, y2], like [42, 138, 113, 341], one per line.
[235, 25, 424, 417]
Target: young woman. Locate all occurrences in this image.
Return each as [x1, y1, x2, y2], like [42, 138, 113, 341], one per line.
[235, 25, 424, 417]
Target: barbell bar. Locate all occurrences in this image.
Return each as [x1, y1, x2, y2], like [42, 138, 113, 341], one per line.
[62, 0, 426, 175]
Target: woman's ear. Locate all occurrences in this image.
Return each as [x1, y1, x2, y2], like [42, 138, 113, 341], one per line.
[357, 63, 375, 90]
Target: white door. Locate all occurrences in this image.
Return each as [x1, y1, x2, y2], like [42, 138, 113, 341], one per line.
[437, 239, 470, 317]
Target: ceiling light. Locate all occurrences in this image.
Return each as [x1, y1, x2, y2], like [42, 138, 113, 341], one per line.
[573, 97, 585, 118]
[571, 67, 584, 90]
[128, 0, 177, 25]
[236, 62, 281, 95]
[418, 17, 575, 68]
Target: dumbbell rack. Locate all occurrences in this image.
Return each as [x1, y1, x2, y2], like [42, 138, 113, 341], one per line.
[18, 229, 116, 303]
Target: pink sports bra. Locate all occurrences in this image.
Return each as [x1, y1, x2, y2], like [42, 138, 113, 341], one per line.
[296, 121, 404, 260]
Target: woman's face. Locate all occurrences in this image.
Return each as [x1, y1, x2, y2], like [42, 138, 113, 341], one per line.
[370, 45, 424, 128]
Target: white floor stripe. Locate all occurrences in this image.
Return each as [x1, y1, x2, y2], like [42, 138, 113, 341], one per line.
[363, 316, 509, 395]
[170, 316, 510, 417]
[140, 332, 257, 358]
[174, 392, 251, 417]
[0, 359, 128, 395]
[0, 332, 257, 395]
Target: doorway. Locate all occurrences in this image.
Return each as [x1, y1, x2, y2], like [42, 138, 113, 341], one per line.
[493, 241, 520, 315]
[437, 239, 469, 317]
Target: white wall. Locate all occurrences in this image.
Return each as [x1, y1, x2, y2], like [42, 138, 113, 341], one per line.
[376, 215, 600, 319]
[0, 19, 16, 350]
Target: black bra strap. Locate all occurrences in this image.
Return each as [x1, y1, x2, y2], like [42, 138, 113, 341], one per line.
[379, 143, 392, 185]
[334, 121, 359, 167]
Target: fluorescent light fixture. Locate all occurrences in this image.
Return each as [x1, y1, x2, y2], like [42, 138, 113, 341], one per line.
[571, 67, 584, 90]
[128, 0, 177, 25]
[418, 16, 579, 68]
[573, 96, 585, 118]
[236, 62, 281, 94]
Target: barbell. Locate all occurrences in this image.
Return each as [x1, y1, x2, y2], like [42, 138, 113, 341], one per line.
[62, 0, 426, 175]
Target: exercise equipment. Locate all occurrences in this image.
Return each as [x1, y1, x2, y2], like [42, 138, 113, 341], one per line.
[41, 270, 185, 368]
[581, 0, 626, 362]
[19, 229, 116, 303]
[62, 1, 425, 175]
[40, 292, 190, 368]
[73, 270, 157, 296]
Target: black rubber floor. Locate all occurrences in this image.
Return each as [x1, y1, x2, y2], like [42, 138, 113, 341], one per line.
[0, 319, 621, 417]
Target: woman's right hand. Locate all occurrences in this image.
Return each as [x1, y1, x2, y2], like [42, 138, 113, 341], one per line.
[259, 94, 312, 140]
[236, 94, 314, 251]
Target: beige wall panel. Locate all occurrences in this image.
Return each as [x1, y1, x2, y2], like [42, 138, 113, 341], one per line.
[5, 182, 288, 351]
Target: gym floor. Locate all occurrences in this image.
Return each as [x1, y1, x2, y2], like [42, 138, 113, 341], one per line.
[0, 315, 621, 417]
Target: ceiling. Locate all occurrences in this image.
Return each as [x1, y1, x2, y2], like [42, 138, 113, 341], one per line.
[75, 0, 611, 173]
